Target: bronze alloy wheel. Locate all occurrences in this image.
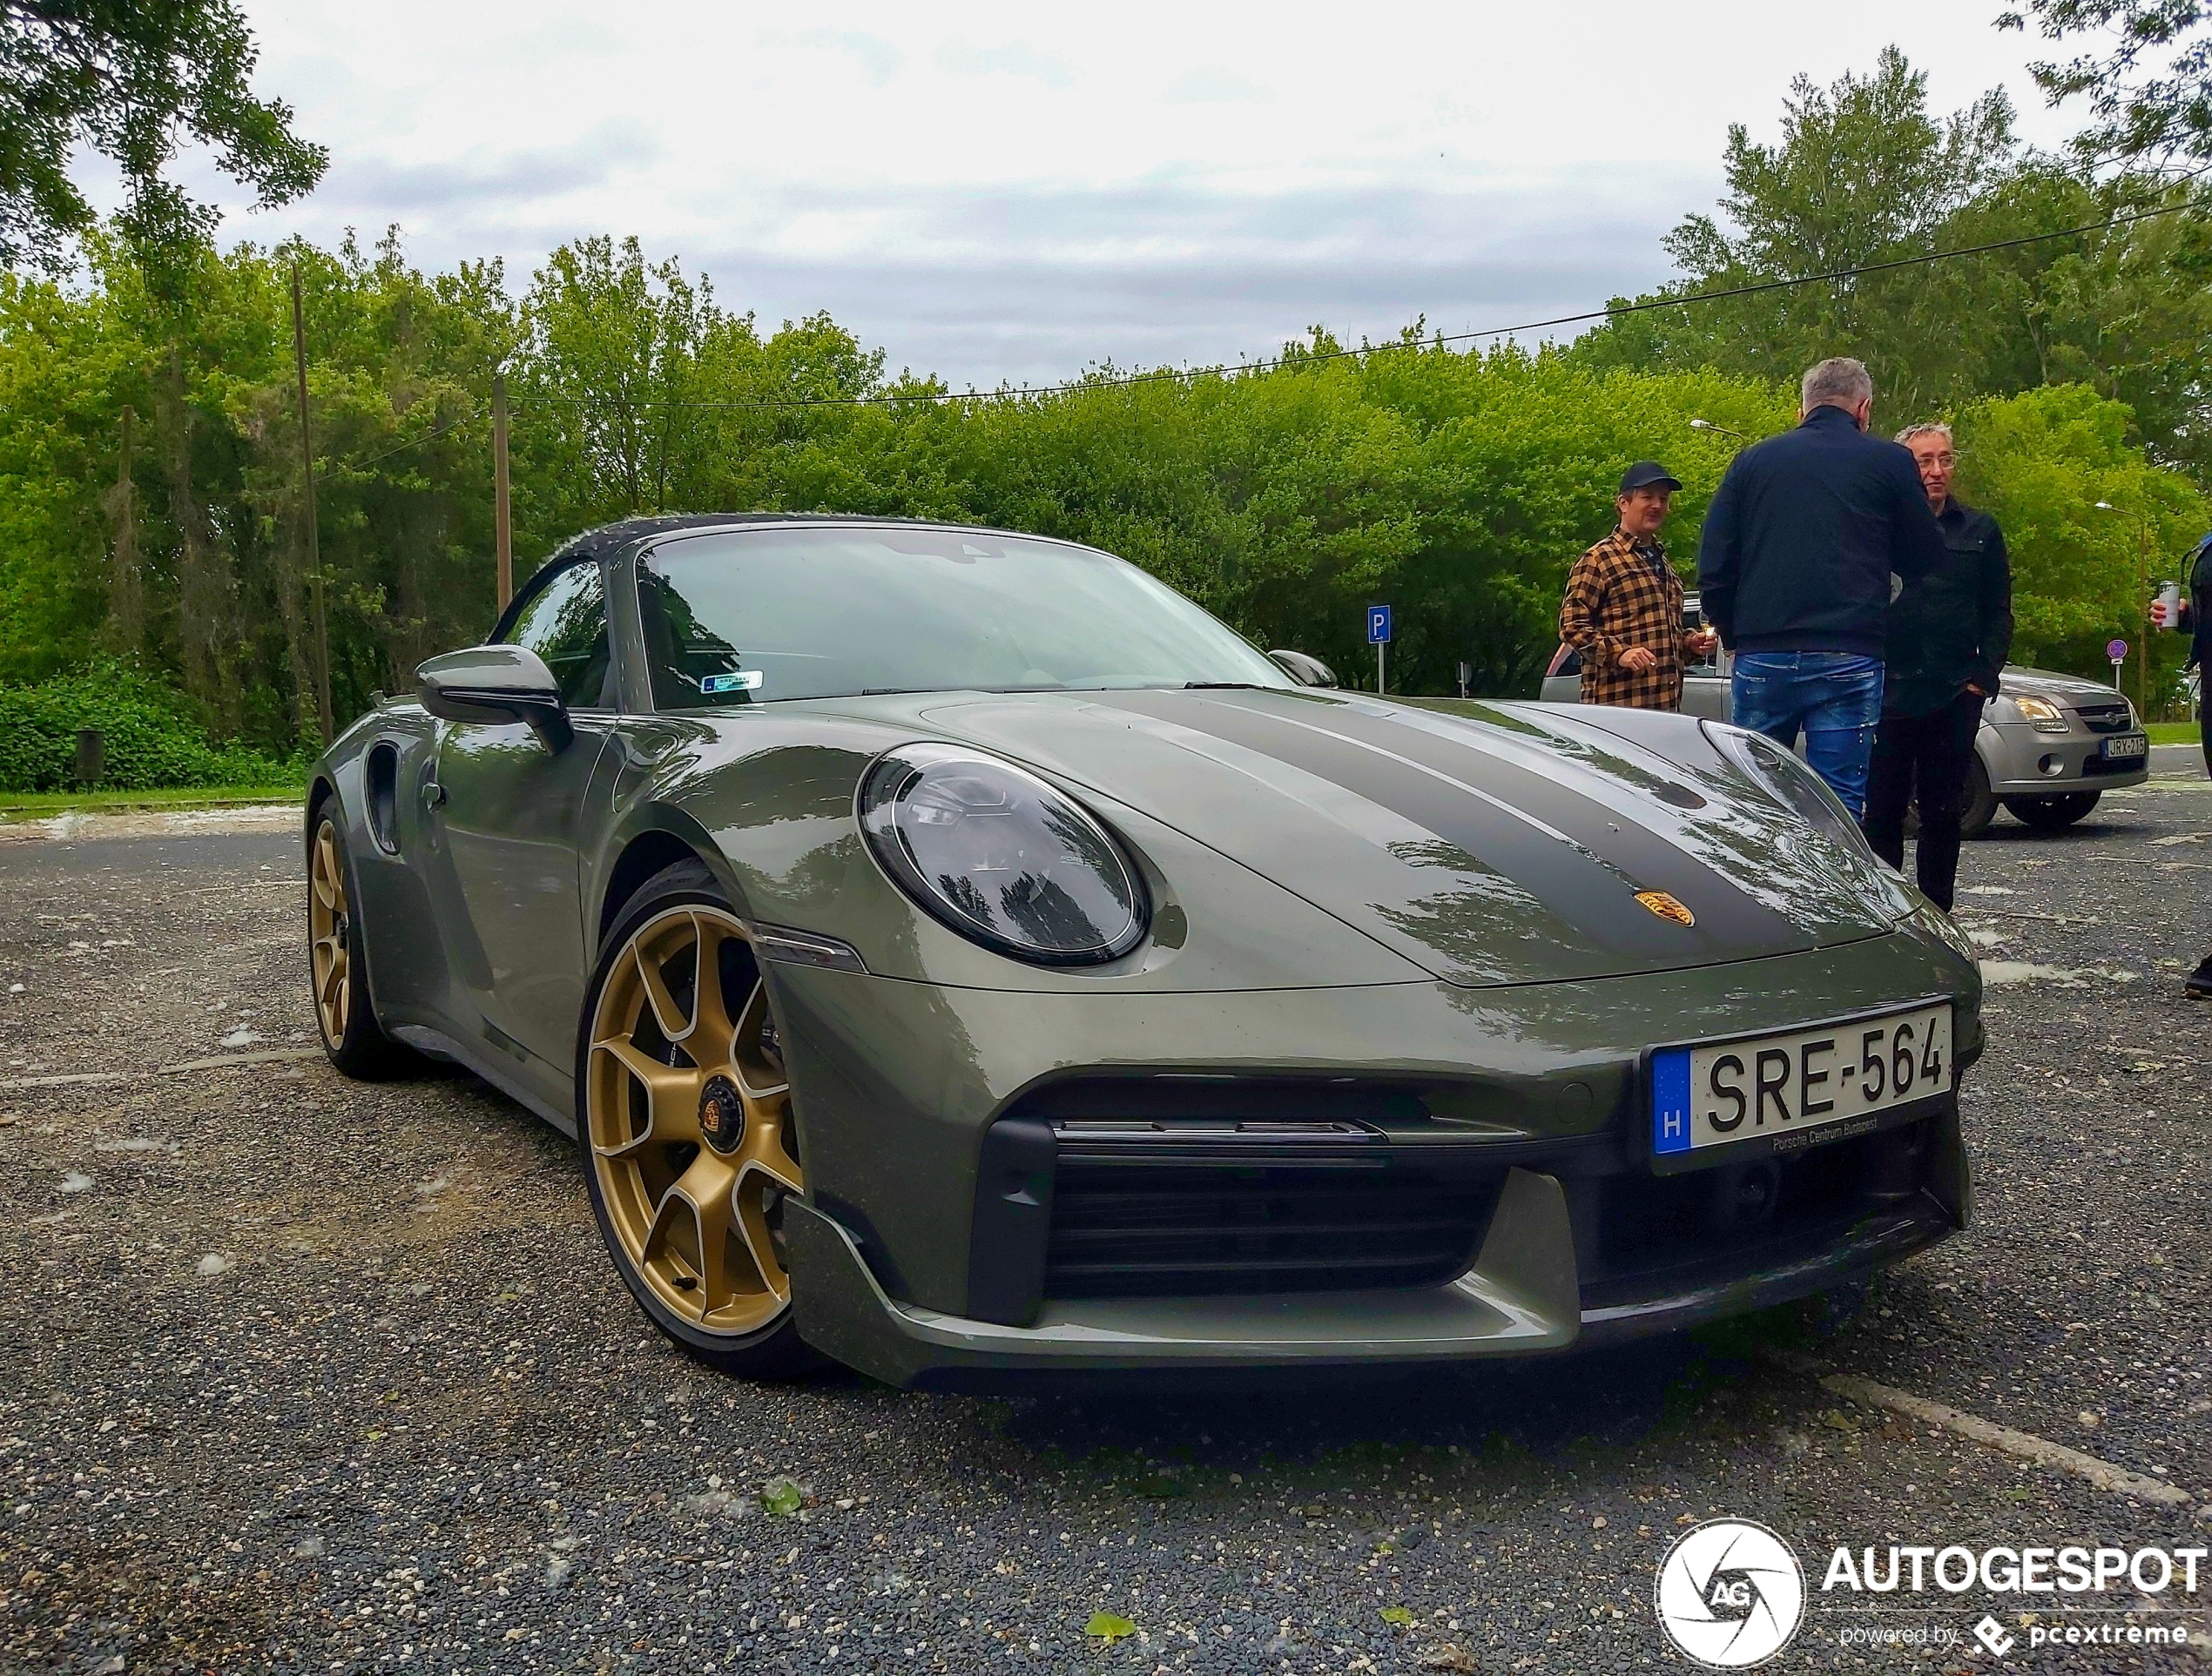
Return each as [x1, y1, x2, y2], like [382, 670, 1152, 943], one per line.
[585, 904, 801, 1337]
[309, 817, 352, 1047]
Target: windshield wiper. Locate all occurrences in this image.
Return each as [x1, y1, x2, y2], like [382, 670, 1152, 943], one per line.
[1184, 681, 1266, 690]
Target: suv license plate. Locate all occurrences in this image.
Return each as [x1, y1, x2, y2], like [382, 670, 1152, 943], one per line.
[2102, 733, 2147, 761]
[1650, 1003, 1952, 1170]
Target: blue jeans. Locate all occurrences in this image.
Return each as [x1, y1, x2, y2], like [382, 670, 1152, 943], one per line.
[1730, 652, 1886, 818]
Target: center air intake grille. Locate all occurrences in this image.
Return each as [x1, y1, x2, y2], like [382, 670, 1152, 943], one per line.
[1044, 1154, 1497, 1300]
[2074, 702, 2132, 733]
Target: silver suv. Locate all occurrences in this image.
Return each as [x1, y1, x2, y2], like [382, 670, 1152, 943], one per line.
[1538, 596, 2148, 835]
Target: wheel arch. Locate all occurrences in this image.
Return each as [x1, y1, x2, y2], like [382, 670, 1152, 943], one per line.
[306, 771, 339, 848]
[590, 808, 754, 962]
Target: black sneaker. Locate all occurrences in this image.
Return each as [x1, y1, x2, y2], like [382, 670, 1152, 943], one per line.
[2188, 957, 2212, 1000]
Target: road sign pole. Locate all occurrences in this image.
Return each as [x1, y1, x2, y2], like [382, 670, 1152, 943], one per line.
[291, 263, 333, 745]
[1366, 603, 1393, 693]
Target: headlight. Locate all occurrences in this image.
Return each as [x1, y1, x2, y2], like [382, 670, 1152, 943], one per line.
[1698, 720, 1880, 865]
[859, 744, 1149, 965]
[2013, 694, 2068, 733]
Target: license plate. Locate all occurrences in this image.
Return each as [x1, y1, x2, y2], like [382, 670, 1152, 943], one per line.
[2102, 733, 2147, 761]
[1650, 1002, 1952, 1169]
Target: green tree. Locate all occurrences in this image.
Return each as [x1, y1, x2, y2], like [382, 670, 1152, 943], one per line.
[6, 216, 2207, 784]
[1575, 49, 2212, 473]
[2000, 0, 2212, 172]
[0, 0, 325, 277]
[1953, 382, 2208, 691]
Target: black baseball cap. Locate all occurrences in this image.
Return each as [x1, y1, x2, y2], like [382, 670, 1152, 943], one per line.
[1618, 461, 1683, 494]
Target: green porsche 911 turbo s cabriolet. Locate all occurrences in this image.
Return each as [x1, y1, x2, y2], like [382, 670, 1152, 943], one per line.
[307, 514, 1982, 1387]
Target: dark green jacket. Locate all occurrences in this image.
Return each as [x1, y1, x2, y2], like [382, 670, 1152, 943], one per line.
[1882, 498, 2013, 717]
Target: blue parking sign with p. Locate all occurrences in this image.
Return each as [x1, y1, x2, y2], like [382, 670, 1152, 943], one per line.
[1367, 605, 1393, 643]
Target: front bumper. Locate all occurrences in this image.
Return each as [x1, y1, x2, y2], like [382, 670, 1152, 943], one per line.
[788, 1108, 1967, 1390]
[1984, 722, 2148, 794]
[771, 927, 1979, 1386]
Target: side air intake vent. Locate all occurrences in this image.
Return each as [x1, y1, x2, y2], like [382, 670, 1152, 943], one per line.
[364, 743, 401, 855]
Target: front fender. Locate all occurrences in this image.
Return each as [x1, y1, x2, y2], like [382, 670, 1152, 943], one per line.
[594, 714, 1428, 996]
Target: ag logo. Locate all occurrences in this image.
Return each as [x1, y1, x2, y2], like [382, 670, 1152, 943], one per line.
[1654, 1518, 1805, 1668]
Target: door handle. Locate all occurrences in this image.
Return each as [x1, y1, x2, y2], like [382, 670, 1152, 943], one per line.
[421, 780, 447, 811]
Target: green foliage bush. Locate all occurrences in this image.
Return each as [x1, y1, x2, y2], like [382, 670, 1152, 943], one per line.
[0, 665, 301, 791]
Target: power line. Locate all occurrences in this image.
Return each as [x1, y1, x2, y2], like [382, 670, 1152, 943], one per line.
[496, 198, 2199, 415]
[307, 194, 2201, 464]
[312, 408, 480, 484]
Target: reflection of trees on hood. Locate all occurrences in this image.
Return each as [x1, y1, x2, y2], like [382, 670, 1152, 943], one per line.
[1487, 714, 1886, 933]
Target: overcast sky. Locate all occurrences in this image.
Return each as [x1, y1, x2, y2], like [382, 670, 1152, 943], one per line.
[153, 1, 2084, 387]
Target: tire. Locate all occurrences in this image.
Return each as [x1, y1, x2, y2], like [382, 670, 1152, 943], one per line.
[2003, 791, 2101, 831]
[576, 858, 822, 1380]
[308, 807, 417, 1079]
[1958, 756, 1997, 840]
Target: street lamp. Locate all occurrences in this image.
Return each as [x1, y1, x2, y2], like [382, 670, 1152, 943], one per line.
[1689, 418, 1746, 439]
[2094, 501, 2154, 714]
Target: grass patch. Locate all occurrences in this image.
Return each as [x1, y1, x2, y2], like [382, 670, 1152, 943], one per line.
[0, 784, 304, 820]
[2147, 721, 2202, 745]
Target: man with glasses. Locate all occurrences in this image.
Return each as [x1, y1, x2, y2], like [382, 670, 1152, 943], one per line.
[1860, 422, 2013, 913]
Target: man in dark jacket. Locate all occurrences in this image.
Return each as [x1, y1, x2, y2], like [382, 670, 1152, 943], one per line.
[2153, 533, 2212, 999]
[1860, 423, 2012, 912]
[1698, 357, 1946, 817]
[2155, 532, 2212, 783]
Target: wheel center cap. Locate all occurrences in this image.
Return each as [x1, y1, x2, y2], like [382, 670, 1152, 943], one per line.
[698, 1074, 745, 1155]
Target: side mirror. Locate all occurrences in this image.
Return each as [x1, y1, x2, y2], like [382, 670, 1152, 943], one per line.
[417, 645, 574, 752]
[1269, 649, 1339, 688]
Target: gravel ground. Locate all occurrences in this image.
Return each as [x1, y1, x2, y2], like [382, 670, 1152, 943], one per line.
[2, 783, 2208, 1675]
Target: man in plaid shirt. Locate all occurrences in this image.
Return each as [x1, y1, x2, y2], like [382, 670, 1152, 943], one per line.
[1560, 461, 1718, 709]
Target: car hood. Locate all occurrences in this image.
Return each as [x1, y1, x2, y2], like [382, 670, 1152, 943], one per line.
[899, 688, 1902, 987]
[2000, 665, 2127, 704]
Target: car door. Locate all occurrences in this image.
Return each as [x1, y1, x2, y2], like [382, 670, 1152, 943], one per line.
[425, 559, 617, 1102]
[1680, 656, 1730, 719]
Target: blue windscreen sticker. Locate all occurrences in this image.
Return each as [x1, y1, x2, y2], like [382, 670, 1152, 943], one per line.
[1651, 1048, 1691, 1154]
[699, 670, 763, 694]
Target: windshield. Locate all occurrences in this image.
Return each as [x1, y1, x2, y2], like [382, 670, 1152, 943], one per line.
[635, 525, 1294, 708]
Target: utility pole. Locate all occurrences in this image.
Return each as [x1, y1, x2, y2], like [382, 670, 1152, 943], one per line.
[106, 406, 144, 650]
[493, 370, 513, 612]
[291, 263, 334, 744]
